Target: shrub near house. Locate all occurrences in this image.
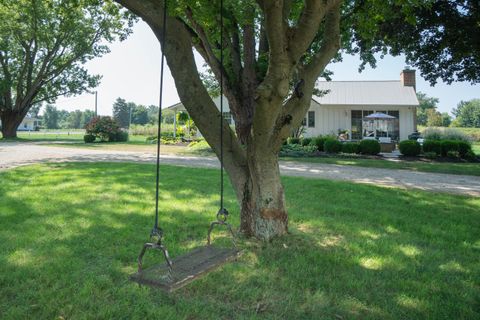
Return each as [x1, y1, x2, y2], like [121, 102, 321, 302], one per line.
[399, 140, 421, 157]
[359, 140, 381, 155]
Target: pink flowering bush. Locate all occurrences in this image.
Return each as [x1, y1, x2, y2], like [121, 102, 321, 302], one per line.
[85, 116, 126, 142]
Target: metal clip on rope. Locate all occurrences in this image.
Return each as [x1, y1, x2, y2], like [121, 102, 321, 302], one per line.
[207, 208, 237, 249]
[137, 227, 173, 277]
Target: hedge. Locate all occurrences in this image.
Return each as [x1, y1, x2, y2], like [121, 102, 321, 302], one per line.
[399, 140, 421, 157]
[440, 140, 459, 157]
[324, 139, 342, 153]
[422, 140, 442, 155]
[310, 136, 329, 151]
[359, 139, 381, 155]
[341, 142, 359, 154]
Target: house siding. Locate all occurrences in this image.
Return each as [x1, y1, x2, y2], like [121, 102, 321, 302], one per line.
[304, 102, 415, 141]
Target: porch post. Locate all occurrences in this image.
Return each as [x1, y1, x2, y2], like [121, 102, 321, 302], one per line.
[173, 110, 177, 138]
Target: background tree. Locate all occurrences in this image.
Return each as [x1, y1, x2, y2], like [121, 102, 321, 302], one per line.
[132, 104, 149, 125]
[416, 92, 440, 126]
[81, 110, 96, 128]
[147, 104, 160, 124]
[0, 0, 133, 138]
[426, 109, 443, 127]
[112, 98, 130, 128]
[440, 112, 452, 127]
[453, 99, 480, 128]
[43, 105, 59, 129]
[115, 0, 477, 240]
[65, 110, 83, 129]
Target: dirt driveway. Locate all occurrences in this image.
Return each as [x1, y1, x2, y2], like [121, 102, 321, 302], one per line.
[1, 142, 479, 197]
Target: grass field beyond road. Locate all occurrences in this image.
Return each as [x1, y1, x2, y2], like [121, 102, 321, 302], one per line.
[0, 163, 479, 319]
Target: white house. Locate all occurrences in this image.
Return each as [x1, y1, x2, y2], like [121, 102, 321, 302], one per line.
[166, 69, 419, 141]
[306, 69, 418, 141]
[0, 116, 41, 131]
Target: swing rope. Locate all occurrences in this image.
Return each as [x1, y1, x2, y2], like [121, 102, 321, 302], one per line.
[133, 0, 239, 287]
[219, 0, 225, 214]
[152, 0, 168, 239]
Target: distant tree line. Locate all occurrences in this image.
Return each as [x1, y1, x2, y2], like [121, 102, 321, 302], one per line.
[452, 99, 480, 128]
[41, 105, 96, 129]
[112, 97, 176, 128]
[416, 93, 480, 128]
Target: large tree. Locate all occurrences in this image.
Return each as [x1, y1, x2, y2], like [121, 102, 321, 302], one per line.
[112, 97, 130, 128]
[0, 0, 132, 138]
[453, 99, 480, 128]
[115, 0, 476, 240]
[416, 92, 440, 126]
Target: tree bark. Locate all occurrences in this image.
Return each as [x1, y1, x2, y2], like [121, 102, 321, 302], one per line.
[0, 111, 24, 138]
[241, 149, 288, 238]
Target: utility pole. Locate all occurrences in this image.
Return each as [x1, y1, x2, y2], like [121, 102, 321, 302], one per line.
[94, 91, 98, 116]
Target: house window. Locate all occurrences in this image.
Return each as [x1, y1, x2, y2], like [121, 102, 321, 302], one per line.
[307, 111, 315, 128]
[301, 117, 306, 126]
[351, 110, 363, 140]
[223, 112, 232, 125]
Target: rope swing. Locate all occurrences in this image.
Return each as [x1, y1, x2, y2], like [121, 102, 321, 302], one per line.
[131, 0, 240, 292]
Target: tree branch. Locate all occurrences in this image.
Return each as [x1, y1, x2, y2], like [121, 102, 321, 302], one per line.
[272, 2, 342, 147]
[288, 0, 341, 62]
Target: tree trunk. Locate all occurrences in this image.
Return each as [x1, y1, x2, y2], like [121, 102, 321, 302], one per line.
[239, 151, 288, 240]
[0, 111, 23, 138]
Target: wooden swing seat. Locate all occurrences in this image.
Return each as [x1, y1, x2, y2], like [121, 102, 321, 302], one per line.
[130, 246, 240, 292]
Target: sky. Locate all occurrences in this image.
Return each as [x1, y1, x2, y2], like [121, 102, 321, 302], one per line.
[54, 21, 479, 116]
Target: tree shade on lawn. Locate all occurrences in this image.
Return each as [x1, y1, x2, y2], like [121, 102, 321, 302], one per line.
[0, 163, 479, 319]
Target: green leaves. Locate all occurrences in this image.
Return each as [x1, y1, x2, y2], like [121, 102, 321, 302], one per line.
[0, 0, 134, 113]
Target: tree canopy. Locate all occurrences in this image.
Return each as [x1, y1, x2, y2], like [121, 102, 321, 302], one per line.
[351, 0, 480, 85]
[115, 0, 479, 240]
[0, 0, 133, 137]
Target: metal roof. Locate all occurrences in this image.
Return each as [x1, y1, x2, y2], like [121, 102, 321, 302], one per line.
[313, 81, 419, 106]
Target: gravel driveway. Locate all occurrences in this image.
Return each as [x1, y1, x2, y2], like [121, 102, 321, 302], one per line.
[1, 142, 479, 197]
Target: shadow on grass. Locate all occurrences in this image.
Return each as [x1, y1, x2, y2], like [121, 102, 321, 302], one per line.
[0, 162, 479, 319]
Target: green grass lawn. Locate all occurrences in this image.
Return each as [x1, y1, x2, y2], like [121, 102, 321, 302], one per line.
[283, 156, 480, 176]
[1, 163, 479, 319]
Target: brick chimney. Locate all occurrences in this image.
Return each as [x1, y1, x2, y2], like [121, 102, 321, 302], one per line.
[400, 67, 416, 91]
[401, 67, 418, 131]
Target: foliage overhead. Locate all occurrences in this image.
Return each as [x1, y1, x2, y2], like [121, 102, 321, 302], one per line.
[350, 0, 480, 85]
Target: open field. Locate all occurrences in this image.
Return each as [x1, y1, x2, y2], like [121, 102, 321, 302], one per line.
[1, 162, 479, 319]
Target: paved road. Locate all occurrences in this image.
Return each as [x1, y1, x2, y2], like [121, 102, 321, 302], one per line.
[1, 142, 479, 197]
